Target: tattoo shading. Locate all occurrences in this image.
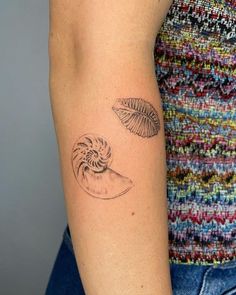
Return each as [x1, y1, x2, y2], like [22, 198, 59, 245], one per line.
[112, 98, 160, 138]
[72, 134, 133, 199]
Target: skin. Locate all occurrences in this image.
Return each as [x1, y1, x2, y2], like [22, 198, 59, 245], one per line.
[49, 0, 173, 294]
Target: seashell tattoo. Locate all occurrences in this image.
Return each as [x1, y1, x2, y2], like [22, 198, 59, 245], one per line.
[112, 98, 160, 138]
[72, 134, 133, 199]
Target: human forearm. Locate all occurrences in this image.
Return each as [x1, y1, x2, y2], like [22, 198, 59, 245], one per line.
[49, 1, 172, 294]
[50, 54, 171, 295]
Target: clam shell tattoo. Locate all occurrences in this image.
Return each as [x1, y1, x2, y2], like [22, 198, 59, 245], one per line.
[72, 134, 133, 199]
[112, 98, 160, 138]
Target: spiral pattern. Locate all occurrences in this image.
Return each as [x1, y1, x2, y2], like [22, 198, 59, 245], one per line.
[72, 134, 112, 173]
[72, 133, 133, 199]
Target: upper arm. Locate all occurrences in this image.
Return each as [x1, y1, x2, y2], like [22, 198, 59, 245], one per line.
[49, 0, 172, 69]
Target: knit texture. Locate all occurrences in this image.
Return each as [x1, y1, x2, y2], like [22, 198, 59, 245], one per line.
[154, 0, 236, 264]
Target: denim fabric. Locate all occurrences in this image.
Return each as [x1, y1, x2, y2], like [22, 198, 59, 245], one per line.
[46, 227, 86, 295]
[171, 262, 236, 295]
[46, 227, 236, 295]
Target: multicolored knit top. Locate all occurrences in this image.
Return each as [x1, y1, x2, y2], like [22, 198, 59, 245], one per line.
[154, 0, 236, 264]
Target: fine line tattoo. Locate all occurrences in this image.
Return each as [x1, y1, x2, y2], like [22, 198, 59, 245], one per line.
[72, 134, 133, 200]
[112, 97, 160, 138]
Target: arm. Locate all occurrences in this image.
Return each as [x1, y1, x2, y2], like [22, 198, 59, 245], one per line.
[49, 1, 173, 294]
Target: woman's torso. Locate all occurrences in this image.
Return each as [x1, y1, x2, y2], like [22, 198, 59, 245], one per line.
[155, 0, 236, 265]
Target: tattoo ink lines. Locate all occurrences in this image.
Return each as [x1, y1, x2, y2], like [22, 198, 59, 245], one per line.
[72, 98, 158, 199]
[72, 134, 133, 200]
[112, 98, 160, 138]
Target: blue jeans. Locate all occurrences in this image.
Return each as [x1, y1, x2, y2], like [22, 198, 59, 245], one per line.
[46, 226, 236, 295]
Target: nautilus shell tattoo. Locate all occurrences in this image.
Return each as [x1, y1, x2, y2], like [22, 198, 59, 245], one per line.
[112, 98, 160, 138]
[72, 134, 133, 199]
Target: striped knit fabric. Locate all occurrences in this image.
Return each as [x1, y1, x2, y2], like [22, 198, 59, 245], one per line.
[154, 0, 236, 264]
